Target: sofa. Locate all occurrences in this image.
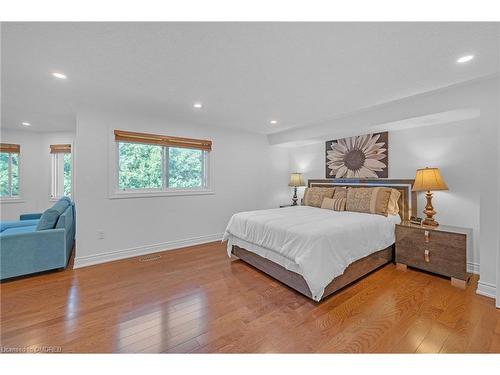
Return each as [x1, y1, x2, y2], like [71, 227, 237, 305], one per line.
[0, 197, 76, 280]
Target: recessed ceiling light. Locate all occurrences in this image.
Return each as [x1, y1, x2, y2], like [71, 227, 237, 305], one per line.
[270, 120, 278, 125]
[21, 122, 31, 126]
[456, 55, 474, 64]
[52, 72, 67, 79]
[193, 103, 203, 109]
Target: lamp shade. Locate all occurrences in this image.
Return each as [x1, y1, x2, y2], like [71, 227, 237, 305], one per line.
[412, 167, 448, 192]
[288, 173, 305, 187]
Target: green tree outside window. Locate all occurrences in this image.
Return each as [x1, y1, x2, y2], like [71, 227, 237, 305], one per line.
[118, 142, 206, 190]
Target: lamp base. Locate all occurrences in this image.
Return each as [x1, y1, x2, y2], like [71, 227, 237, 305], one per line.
[422, 191, 439, 227]
[422, 217, 439, 226]
[291, 186, 298, 206]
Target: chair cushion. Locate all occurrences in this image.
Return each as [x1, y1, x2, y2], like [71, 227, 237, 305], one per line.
[0, 225, 37, 236]
[36, 198, 70, 231]
[1, 219, 39, 232]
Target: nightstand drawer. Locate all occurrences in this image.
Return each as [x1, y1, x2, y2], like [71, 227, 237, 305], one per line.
[395, 225, 467, 280]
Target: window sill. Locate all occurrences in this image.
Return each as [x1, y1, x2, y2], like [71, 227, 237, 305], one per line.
[0, 198, 25, 204]
[109, 189, 215, 199]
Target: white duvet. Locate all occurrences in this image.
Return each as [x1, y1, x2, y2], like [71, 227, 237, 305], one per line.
[223, 206, 400, 301]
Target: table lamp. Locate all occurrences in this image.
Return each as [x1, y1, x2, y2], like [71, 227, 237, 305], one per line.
[412, 167, 448, 226]
[288, 173, 305, 206]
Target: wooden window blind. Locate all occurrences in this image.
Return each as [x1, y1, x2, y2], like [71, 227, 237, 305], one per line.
[0, 143, 20, 153]
[114, 130, 212, 151]
[50, 144, 71, 154]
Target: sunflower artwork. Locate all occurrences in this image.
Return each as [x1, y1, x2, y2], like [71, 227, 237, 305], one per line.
[325, 132, 388, 178]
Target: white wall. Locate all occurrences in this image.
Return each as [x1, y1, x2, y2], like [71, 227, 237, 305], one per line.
[478, 78, 499, 301]
[289, 119, 481, 271]
[73, 108, 290, 267]
[0, 130, 75, 220]
[498, 109, 500, 308]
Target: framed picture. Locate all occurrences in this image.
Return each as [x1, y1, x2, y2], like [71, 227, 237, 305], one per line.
[325, 132, 389, 178]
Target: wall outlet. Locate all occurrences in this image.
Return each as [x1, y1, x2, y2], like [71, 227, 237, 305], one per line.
[97, 231, 105, 240]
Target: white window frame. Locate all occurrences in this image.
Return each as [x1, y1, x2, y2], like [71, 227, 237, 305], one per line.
[109, 135, 214, 199]
[0, 151, 21, 202]
[50, 151, 73, 201]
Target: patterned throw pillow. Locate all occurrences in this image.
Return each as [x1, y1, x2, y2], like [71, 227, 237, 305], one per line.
[333, 187, 348, 199]
[303, 187, 335, 208]
[321, 197, 347, 211]
[387, 189, 401, 216]
[346, 187, 392, 216]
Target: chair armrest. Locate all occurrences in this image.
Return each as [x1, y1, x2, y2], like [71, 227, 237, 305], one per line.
[20, 213, 42, 220]
[0, 228, 65, 242]
[0, 229, 68, 279]
[1, 219, 39, 232]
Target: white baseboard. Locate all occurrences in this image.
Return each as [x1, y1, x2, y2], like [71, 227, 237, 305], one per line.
[73, 233, 224, 269]
[467, 261, 480, 275]
[476, 280, 496, 299]
[470, 263, 496, 300]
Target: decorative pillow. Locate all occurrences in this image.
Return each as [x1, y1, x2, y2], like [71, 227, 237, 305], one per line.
[36, 198, 70, 231]
[333, 187, 348, 199]
[321, 197, 346, 211]
[303, 187, 335, 208]
[346, 187, 392, 216]
[387, 189, 401, 216]
[58, 196, 72, 205]
[36, 209, 60, 230]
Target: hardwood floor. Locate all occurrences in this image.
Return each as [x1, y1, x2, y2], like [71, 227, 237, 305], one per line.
[1, 241, 499, 353]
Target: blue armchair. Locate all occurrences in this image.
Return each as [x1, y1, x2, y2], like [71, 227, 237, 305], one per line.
[0, 197, 76, 280]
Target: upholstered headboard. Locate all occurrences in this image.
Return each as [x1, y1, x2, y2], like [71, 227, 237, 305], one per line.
[307, 178, 417, 221]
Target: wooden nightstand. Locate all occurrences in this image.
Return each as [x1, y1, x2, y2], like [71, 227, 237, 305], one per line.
[395, 221, 472, 288]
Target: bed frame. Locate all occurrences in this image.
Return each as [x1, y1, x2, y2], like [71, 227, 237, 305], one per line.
[231, 178, 417, 301]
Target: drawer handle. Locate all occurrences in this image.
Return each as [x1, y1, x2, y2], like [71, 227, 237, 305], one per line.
[424, 230, 430, 243]
[424, 249, 430, 263]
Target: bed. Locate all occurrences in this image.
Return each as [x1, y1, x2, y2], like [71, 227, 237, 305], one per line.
[223, 178, 417, 301]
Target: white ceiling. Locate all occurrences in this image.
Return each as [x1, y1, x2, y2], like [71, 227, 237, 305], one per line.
[1, 22, 499, 133]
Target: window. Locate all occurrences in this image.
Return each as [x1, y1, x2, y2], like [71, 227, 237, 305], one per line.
[168, 147, 204, 188]
[0, 143, 20, 198]
[50, 144, 72, 199]
[114, 130, 211, 195]
[118, 142, 162, 190]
